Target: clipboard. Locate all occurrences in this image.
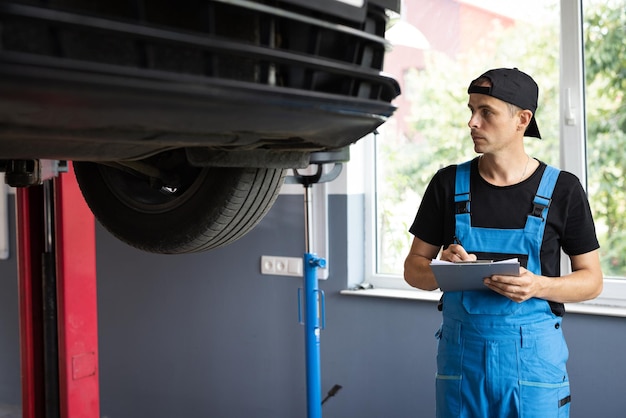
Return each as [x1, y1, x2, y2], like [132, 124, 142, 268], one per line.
[430, 258, 520, 291]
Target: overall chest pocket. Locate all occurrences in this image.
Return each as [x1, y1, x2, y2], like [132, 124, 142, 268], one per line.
[462, 290, 523, 315]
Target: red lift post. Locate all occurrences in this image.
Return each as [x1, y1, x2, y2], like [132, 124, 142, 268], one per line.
[16, 165, 100, 418]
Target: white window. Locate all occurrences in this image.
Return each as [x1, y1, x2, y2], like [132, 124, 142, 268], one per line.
[362, 0, 626, 311]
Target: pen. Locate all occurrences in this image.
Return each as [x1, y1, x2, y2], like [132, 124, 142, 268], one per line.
[453, 236, 463, 246]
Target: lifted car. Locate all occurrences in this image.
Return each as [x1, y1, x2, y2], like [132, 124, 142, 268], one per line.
[0, 0, 399, 254]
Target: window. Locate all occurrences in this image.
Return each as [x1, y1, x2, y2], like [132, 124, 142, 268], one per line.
[366, 0, 626, 305]
[582, 0, 626, 279]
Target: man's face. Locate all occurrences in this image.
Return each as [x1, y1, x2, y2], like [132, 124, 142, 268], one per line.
[467, 92, 521, 154]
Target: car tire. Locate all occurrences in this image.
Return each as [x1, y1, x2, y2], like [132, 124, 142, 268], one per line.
[73, 161, 285, 254]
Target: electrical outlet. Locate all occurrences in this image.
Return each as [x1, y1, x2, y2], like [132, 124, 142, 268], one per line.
[261, 256, 303, 277]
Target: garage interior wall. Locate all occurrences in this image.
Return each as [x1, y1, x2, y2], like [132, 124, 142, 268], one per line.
[0, 191, 625, 417]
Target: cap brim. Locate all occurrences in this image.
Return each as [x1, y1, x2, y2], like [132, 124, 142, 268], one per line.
[524, 116, 541, 139]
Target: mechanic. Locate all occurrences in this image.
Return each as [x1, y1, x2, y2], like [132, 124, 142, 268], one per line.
[403, 67, 603, 417]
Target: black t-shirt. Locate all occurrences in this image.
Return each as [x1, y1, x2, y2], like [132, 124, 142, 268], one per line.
[409, 158, 600, 315]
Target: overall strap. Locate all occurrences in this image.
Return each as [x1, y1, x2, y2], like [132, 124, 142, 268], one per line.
[524, 164, 560, 274]
[531, 165, 560, 220]
[454, 161, 472, 214]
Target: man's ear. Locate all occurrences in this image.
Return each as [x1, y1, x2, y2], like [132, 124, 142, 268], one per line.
[518, 109, 533, 131]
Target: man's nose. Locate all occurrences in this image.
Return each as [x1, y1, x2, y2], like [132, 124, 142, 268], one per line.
[468, 114, 479, 128]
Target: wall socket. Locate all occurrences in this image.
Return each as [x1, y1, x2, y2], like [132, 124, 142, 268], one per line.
[260, 255, 303, 277]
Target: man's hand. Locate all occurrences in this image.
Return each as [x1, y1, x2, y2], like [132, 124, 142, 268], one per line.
[484, 267, 536, 303]
[484, 250, 603, 304]
[442, 243, 477, 262]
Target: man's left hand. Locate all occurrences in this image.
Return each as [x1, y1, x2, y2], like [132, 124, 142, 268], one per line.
[483, 267, 537, 303]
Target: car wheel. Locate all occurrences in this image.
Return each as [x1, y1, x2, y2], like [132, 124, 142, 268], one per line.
[73, 161, 285, 254]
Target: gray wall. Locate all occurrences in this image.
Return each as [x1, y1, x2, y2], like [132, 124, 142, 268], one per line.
[1, 193, 625, 417]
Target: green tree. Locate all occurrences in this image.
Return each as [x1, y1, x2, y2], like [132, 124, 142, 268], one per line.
[584, 0, 626, 276]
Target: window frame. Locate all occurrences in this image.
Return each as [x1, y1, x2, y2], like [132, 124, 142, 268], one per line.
[358, 0, 626, 310]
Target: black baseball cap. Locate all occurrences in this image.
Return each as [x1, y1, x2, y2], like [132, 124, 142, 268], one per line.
[467, 68, 541, 139]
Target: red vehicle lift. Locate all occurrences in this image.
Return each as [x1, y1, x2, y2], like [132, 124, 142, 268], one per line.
[15, 163, 100, 418]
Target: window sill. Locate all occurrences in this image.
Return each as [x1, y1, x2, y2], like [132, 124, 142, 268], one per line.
[340, 288, 626, 318]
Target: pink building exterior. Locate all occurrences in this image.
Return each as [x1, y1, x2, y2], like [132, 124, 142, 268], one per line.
[384, 0, 515, 142]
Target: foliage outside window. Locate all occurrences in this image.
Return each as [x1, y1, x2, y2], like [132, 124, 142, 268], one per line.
[583, 0, 626, 277]
[375, 0, 626, 279]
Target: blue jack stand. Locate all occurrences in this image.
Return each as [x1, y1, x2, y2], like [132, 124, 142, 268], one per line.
[300, 251, 325, 418]
[287, 149, 348, 418]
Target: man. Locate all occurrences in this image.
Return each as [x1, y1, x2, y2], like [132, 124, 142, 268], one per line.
[403, 68, 603, 418]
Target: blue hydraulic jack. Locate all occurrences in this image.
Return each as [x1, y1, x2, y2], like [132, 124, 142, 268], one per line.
[287, 149, 348, 418]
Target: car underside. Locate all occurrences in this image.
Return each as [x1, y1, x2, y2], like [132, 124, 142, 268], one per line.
[0, 0, 400, 253]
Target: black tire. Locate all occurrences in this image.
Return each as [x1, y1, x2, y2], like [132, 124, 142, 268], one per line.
[73, 161, 285, 254]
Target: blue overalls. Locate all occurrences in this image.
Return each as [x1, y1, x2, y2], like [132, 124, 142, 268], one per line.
[435, 161, 571, 418]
